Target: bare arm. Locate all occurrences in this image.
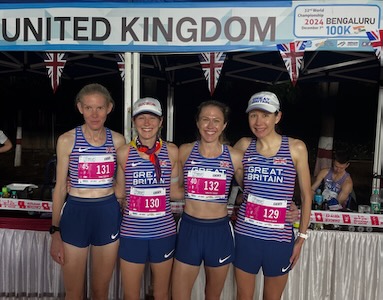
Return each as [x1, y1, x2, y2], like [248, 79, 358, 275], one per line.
[115, 145, 129, 205]
[50, 130, 74, 265]
[228, 146, 244, 188]
[112, 131, 126, 206]
[289, 138, 312, 268]
[178, 143, 194, 200]
[337, 176, 353, 206]
[311, 169, 328, 192]
[168, 142, 184, 201]
[111, 130, 126, 150]
[233, 137, 252, 153]
[0, 137, 12, 153]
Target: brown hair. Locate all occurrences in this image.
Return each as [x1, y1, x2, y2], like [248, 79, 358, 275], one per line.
[195, 100, 230, 144]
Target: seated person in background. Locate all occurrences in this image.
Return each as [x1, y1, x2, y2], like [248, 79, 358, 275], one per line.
[311, 150, 353, 210]
[0, 130, 12, 153]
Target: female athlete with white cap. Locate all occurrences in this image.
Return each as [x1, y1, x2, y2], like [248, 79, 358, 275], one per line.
[233, 91, 312, 300]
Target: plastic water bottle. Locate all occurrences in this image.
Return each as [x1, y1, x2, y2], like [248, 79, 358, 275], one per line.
[1, 186, 9, 198]
[313, 189, 323, 210]
[370, 189, 381, 214]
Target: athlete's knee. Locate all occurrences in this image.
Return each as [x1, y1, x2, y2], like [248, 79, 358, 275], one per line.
[236, 287, 254, 300]
[152, 288, 170, 300]
[91, 289, 109, 300]
[64, 290, 85, 300]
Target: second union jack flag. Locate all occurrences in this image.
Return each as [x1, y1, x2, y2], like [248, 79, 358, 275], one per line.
[366, 29, 383, 60]
[199, 52, 226, 96]
[44, 52, 66, 93]
[277, 41, 307, 86]
[116, 53, 125, 81]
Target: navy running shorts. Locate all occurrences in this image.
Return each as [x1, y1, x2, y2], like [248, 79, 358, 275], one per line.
[60, 194, 121, 247]
[174, 212, 235, 267]
[234, 233, 295, 277]
[119, 235, 176, 263]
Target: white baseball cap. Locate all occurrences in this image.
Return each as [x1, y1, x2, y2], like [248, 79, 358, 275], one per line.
[133, 97, 162, 117]
[246, 91, 280, 113]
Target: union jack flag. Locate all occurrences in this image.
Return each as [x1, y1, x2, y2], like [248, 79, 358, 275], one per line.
[366, 29, 383, 59]
[44, 52, 66, 93]
[273, 157, 287, 165]
[199, 52, 226, 96]
[220, 161, 230, 168]
[116, 53, 125, 81]
[277, 41, 307, 86]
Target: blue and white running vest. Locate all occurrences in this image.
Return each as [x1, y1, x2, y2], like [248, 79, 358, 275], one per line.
[183, 142, 234, 204]
[235, 136, 296, 243]
[69, 126, 116, 189]
[120, 143, 176, 239]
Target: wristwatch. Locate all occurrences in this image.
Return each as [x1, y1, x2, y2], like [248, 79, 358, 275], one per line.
[49, 225, 61, 234]
[297, 232, 309, 239]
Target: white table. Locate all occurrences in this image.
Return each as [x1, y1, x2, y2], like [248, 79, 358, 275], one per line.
[1, 228, 382, 300]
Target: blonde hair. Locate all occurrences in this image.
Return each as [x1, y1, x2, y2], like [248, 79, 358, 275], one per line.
[75, 83, 115, 108]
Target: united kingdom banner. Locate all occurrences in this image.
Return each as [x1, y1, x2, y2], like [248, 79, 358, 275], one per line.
[44, 52, 66, 93]
[366, 29, 383, 60]
[199, 52, 226, 96]
[116, 53, 125, 81]
[277, 41, 307, 86]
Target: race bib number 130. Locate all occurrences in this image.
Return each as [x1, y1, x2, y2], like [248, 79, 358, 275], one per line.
[129, 187, 166, 218]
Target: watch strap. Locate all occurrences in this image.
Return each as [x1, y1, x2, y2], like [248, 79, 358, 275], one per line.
[297, 232, 308, 239]
[49, 225, 61, 234]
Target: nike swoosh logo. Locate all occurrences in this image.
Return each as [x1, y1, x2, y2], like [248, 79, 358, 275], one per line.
[131, 162, 142, 167]
[164, 249, 175, 258]
[219, 255, 231, 264]
[111, 232, 119, 240]
[281, 262, 292, 273]
[79, 147, 90, 152]
[191, 160, 201, 165]
[247, 157, 257, 161]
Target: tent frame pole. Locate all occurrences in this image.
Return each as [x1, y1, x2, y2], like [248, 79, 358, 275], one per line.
[124, 52, 140, 142]
[372, 56, 383, 192]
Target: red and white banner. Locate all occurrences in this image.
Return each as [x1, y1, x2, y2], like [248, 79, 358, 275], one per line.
[44, 52, 66, 93]
[0, 198, 52, 212]
[277, 41, 307, 86]
[199, 52, 226, 96]
[310, 210, 383, 228]
[366, 29, 383, 59]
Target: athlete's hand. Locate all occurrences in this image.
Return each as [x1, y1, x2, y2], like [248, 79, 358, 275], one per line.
[117, 198, 126, 213]
[50, 234, 65, 265]
[289, 239, 304, 269]
[286, 202, 300, 223]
